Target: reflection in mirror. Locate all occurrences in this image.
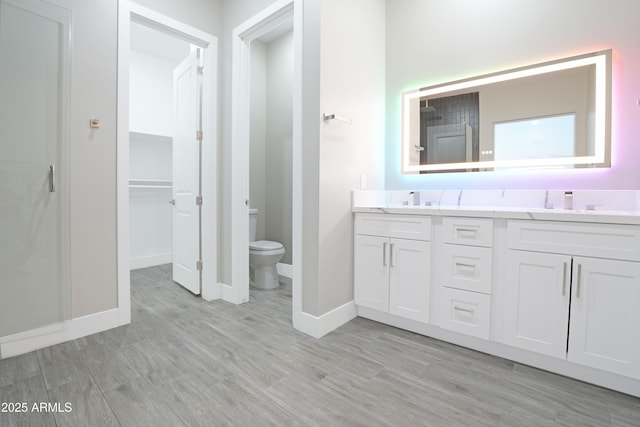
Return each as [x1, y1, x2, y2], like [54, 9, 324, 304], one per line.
[420, 93, 478, 169]
[494, 114, 576, 161]
[402, 50, 611, 174]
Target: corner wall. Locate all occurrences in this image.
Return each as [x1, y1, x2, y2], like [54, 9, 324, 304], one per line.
[303, 0, 386, 316]
[385, 0, 640, 190]
[67, 0, 118, 317]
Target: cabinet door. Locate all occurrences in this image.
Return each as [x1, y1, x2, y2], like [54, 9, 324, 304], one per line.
[389, 239, 431, 322]
[568, 257, 640, 379]
[354, 235, 389, 311]
[504, 250, 571, 358]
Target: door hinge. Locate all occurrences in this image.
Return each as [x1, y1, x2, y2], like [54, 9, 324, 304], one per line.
[196, 260, 203, 271]
[196, 130, 203, 141]
[197, 65, 204, 75]
[196, 195, 203, 206]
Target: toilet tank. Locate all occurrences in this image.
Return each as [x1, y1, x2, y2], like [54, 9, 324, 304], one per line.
[249, 208, 258, 242]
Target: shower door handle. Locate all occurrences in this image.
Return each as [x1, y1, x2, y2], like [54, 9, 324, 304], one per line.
[49, 164, 55, 193]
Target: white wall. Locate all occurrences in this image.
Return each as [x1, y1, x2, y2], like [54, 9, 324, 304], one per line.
[386, 0, 640, 190]
[249, 30, 294, 262]
[249, 31, 294, 265]
[265, 31, 294, 265]
[129, 51, 179, 136]
[129, 46, 183, 269]
[301, 0, 386, 315]
[55, 0, 118, 317]
[250, 42, 268, 241]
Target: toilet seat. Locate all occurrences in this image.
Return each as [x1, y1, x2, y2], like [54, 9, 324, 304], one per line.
[249, 240, 283, 251]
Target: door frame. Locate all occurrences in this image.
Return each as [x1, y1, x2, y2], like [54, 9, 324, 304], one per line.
[229, 0, 302, 319]
[116, 1, 219, 321]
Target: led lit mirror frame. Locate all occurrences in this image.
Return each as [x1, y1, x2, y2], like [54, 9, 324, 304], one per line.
[401, 49, 612, 173]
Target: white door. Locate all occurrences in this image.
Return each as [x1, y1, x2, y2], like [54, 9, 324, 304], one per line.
[503, 250, 571, 358]
[172, 49, 202, 294]
[568, 257, 640, 379]
[389, 239, 431, 322]
[354, 235, 389, 311]
[0, 0, 71, 336]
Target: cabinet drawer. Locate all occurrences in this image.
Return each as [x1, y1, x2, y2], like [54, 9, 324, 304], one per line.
[442, 217, 493, 247]
[442, 244, 492, 294]
[507, 220, 640, 261]
[440, 288, 491, 340]
[355, 213, 431, 241]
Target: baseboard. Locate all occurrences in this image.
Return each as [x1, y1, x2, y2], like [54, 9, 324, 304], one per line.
[276, 263, 293, 278]
[0, 308, 121, 359]
[293, 300, 357, 339]
[130, 253, 172, 270]
[218, 282, 249, 305]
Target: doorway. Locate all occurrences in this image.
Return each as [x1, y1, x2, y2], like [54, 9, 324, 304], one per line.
[230, 0, 298, 308]
[129, 21, 203, 294]
[249, 25, 294, 276]
[117, 3, 218, 309]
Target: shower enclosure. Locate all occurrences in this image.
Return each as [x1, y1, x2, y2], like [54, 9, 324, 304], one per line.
[0, 0, 71, 338]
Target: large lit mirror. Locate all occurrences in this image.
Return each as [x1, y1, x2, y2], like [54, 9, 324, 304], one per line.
[401, 50, 612, 173]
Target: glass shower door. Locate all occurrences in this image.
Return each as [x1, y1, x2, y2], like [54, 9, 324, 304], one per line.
[0, 0, 71, 337]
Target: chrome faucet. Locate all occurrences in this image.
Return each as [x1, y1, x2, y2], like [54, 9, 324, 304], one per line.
[544, 190, 554, 209]
[457, 190, 463, 207]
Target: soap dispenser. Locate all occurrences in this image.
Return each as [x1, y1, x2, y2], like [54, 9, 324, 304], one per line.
[564, 191, 573, 210]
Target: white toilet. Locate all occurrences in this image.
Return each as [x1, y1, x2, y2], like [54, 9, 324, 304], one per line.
[249, 208, 285, 289]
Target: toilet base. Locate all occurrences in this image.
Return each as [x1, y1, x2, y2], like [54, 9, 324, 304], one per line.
[250, 264, 280, 290]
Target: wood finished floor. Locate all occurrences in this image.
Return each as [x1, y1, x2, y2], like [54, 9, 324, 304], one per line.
[1, 264, 639, 426]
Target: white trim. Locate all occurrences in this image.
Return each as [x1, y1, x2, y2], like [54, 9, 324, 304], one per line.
[0, 309, 120, 359]
[230, 0, 296, 307]
[294, 301, 358, 339]
[357, 307, 640, 398]
[116, 0, 132, 327]
[290, 0, 304, 334]
[218, 282, 244, 305]
[276, 262, 293, 278]
[117, 2, 219, 309]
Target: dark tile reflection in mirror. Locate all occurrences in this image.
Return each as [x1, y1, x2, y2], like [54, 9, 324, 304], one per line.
[419, 92, 479, 172]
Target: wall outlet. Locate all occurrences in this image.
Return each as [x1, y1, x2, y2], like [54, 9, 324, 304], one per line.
[360, 173, 367, 190]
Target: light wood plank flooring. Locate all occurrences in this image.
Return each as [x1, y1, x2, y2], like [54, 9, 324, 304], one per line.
[1, 264, 639, 426]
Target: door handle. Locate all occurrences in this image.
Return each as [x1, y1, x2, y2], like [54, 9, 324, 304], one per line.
[382, 242, 387, 266]
[576, 264, 582, 298]
[390, 243, 395, 267]
[48, 164, 55, 192]
[169, 199, 176, 206]
[562, 262, 567, 296]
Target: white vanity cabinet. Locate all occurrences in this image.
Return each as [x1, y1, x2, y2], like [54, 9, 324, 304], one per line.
[352, 205, 640, 395]
[439, 217, 493, 339]
[504, 220, 640, 379]
[504, 250, 571, 358]
[354, 214, 431, 322]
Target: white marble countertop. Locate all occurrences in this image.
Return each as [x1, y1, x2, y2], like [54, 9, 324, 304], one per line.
[352, 205, 640, 225]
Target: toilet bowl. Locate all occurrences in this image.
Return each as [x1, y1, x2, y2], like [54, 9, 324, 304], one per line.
[249, 240, 285, 289]
[248, 209, 285, 289]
